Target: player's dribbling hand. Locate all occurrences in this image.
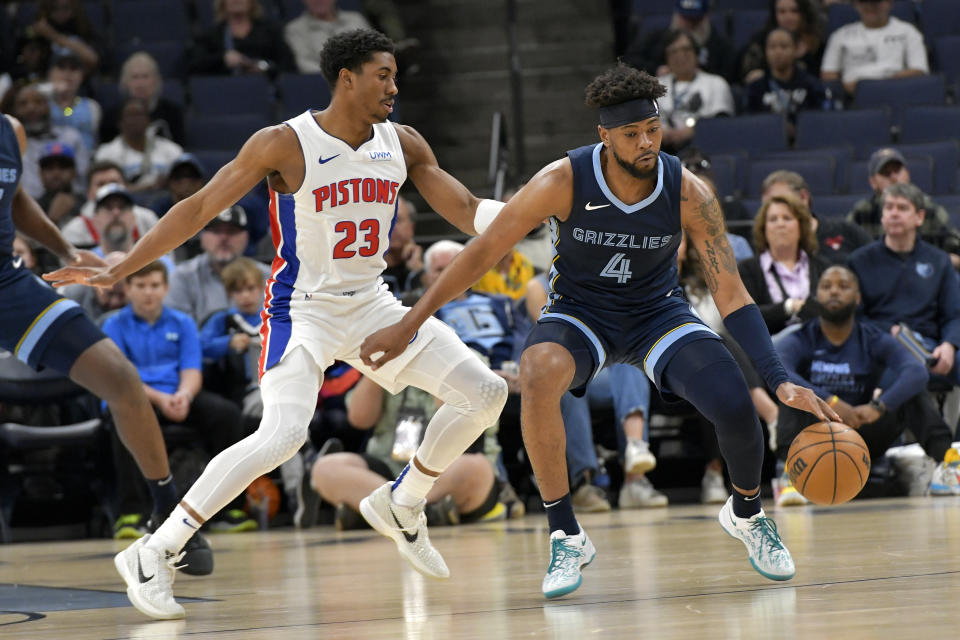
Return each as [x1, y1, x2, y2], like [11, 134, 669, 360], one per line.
[776, 382, 842, 423]
[43, 265, 119, 289]
[359, 321, 417, 370]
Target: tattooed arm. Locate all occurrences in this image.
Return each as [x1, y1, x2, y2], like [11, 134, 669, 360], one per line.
[679, 168, 755, 316]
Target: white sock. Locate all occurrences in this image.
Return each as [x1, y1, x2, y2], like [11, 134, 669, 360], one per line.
[391, 463, 436, 507]
[145, 505, 202, 555]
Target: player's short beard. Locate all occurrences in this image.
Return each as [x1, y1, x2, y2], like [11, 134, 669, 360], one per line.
[613, 148, 658, 180]
[820, 301, 857, 325]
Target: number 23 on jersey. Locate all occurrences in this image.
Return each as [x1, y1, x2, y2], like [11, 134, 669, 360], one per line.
[332, 219, 380, 259]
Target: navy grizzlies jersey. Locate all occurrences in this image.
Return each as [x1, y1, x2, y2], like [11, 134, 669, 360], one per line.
[0, 115, 21, 255]
[549, 144, 684, 311]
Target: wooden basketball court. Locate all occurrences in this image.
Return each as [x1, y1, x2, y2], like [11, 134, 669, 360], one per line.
[3, 497, 959, 639]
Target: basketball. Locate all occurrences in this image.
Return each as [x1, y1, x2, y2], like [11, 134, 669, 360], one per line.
[786, 422, 871, 505]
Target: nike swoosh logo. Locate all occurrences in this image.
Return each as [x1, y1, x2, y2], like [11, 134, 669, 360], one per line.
[137, 553, 154, 584]
[11, 256, 22, 269]
[183, 518, 197, 529]
[389, 507, 418, 543]
[318, 154, 340, 164]
[585, 202, 610, 211]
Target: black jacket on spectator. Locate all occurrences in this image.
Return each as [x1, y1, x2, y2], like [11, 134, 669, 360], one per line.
[738, 252, 830, 333]
[100, 97, 185, 146]
[188, 20, 296, 76]
[624, 26, 738, 83]
[743, 68, 827, 121]
[815, 216, 871, 265]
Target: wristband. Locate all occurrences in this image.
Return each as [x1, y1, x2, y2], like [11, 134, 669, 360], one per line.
[723, 303, 790, 390]
[474, 199, 506, 234]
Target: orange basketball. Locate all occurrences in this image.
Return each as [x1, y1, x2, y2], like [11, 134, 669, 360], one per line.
[785, 421, 871, 505]
[245, 475, 281, 520]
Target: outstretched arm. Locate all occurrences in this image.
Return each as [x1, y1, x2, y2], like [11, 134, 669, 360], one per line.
[681, 169, 840, 423]
[45, 125, 297, 287]
[359, 159, 573, 368]
[395, 123, 482, 235]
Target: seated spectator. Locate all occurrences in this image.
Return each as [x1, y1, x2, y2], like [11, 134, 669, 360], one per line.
[101, 52, 184, 145]
[656, 29, 735, 153]
[471, 244, 535, 302]
[284, 0, 372, 74]
[820, 0, 928, 97]
[10, 33, 53, 86]
[62, 160, 160, 249]
[20, 0, 100, 71]
[45, 51, 100, 151]
[775, 265, 958, 504]
[149, 154, 206, 219]
[189, 0, 296, 76]
[848, 183, 960, 385]
[743, 28, 828, 138]
[35, 141, 82, 227]
[739, 0, 826, 82]
[63, 251, 128, 324]
[762, 170, 870, 265]
[167, 206, 269, 325]
[304, 373, 505, 530]
[103, 261, 253, 535]
[739, 194, 829, 334]
[624, 0, 737, 82]
[847, 148, 960, 267]
[380, 197, 423, 298]
[199, 257, 264, 423]
[94, 97, 184, 193]
[85, 183, 175, 273]
[10, 82, 88, 198]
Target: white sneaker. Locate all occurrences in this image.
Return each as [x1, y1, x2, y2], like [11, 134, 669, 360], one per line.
[359, 482, 450, 579]
[541, 527, 596, 599]
[718, 497, 795, 581]
[929, 460, 960, 496]
[619, 475, 668, 508]
[624, 439, 656, 474]
[701, 467, 729, 504]
[114, 535, 185, 620]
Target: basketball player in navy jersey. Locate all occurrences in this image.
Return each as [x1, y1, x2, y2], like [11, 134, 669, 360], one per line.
[361, 64, 841, 598]
[0, 114, 212, 571]
[47, 29, 511, 620]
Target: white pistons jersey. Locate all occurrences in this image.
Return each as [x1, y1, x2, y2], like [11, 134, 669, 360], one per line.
[267, 110, 407, 296]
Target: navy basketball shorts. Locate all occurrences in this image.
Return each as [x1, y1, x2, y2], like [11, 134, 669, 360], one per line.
[523, 292, 721, 397]
[0, 260, 104, 372]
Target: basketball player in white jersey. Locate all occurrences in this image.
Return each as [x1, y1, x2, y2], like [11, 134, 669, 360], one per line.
[46, 29, 509, 620]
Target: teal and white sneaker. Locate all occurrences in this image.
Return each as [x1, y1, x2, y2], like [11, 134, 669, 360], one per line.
[718, 497, 795, 581]
[541, 527, 596, 599]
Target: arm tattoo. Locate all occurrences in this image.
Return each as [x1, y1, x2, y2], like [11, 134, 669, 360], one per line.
[696, 196, 739, 275]
[697, 196, 725, 237]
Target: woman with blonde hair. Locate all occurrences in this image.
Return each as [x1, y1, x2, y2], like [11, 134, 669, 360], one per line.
[100, 51, 184, 144]
[737, 193, 829, 334]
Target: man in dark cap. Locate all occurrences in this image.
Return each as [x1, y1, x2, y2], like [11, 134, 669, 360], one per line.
[36, 141, 82, 226]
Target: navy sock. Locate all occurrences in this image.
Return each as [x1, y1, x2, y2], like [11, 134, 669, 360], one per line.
[732, 488, 762, 519]
[146, 474, 179, 517]
[543, 493, 579, 536]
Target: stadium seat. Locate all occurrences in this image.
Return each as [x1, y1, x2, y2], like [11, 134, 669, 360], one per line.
[112, 41, 185, 79]
[812, 194, 862, 219]
[704, 154, 737, 198]
[934, 36, 960, 87]
[730, 10, 767, 51]
[794, 109, 892, 156]
[891, 0, 918, 24]
[192, 150, 235, 175]
[713, 0, 767, 11]
[189, 75, 274, 119]
[277, 73, 333, 120]
[113, 0, 189, 45]
[757, 147, 853, 193]
[162, 80, 186, 107]
[694, 114, 788, 157]
[900, 106, 960, 144]
[83, 0, 107, 36]
[185, 114, 270, 152]
[853, 75, 947, 117]
[936, 195, 960, 228]
[746, 159, 835, 197]
[741, 197, 761, 218]
[631, 13, 672, 41]
[920, 0, 960, 40]
[896, 142, 959, 194]
[630, 0, 676, 16]
[848, 155, 934, 196]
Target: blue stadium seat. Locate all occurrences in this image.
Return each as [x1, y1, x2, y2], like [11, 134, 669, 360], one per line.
[277, 73, 333, 120]
[900, 106, 960, 144]
[853, 75, 947, 116]
[162, 80, 185, 107]
[896, 142, 959, 194]
[936, 195, 960, 228]
[741, 198, 761, 218]
[705, 154, 737, 199]
[713, 0, 768, 11]
[185, 114, 269, 152]
[112, 41, 185, 79]
[83, 1, 107, 36]
[757, 146, 853, 193]
[191, 150, 234, 175]
[630, 0, 677, 16]
[920, 0, 960, 40]
[934, 36, 960, 86]
[730, 10, 767, 51]
[746, 159, 835, 197]
[848, 155, 934, 196]
[631, 13, 672, 41]
[794, 109, 892, 157]
[891, 0, 918, 24]
[188, 75, 274, 119]
[812, 194, 862, 219]
[694, 114, 788, 157]
[113, 0, 189, 45]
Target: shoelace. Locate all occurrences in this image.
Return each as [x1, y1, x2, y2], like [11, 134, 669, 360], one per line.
[749, 517, 785, 555]
[548, 538, 579, 574]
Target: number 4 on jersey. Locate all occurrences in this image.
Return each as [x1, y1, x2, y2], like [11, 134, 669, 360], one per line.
[600, 252, 632, 284]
